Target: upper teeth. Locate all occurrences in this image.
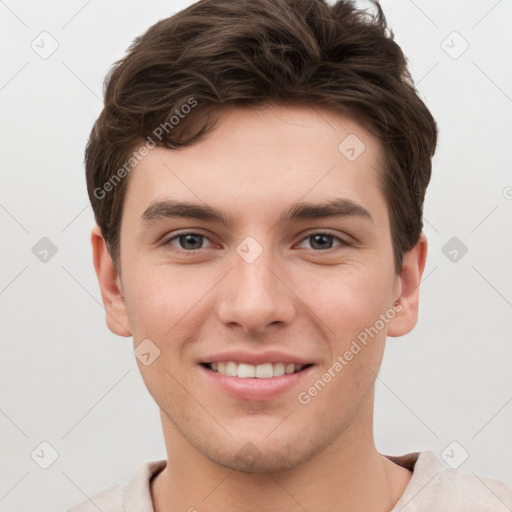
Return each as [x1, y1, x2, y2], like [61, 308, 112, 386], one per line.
[209, 361, 304, 378]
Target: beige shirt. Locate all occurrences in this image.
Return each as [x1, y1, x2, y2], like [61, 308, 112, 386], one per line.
[67, 451, 512, 511]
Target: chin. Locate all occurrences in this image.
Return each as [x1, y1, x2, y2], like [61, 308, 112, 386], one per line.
[217, 447, 308, 474]
[200, 434, 323, 474]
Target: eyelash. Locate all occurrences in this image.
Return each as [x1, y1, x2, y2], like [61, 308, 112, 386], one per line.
[162, 230, 350, 253]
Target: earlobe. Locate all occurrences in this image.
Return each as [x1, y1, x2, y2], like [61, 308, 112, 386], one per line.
[387, 233, 428, 338]
[91, 225, 132, 337]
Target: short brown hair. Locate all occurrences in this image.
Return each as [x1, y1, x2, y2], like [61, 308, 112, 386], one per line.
[85, 0, 437, 274]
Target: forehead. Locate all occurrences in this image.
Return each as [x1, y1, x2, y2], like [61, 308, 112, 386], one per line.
[122, 105, 387, 228]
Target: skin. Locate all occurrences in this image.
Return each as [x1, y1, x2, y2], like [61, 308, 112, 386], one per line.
[92, 105, 427, 512]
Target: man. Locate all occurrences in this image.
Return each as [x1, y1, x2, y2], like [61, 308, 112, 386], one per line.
[69, 0, 512, 510]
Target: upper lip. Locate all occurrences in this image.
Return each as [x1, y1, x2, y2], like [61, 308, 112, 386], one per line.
[199, 350, 314, 366]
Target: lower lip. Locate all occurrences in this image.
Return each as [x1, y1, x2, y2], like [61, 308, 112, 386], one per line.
[199, 364, 314, 401]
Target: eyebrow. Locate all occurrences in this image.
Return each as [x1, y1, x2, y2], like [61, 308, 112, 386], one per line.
[140, 198, 373, 227]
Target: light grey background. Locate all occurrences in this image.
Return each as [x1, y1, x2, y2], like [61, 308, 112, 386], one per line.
[1, 1, 511, 511]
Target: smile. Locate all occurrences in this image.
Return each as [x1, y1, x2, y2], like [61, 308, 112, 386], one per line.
[199, 361, 314, 401]
[202, 361, 311, 378]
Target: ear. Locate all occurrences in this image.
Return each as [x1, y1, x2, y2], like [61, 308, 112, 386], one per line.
[387, 233, 428, 337]
[91, 225, 132, 337]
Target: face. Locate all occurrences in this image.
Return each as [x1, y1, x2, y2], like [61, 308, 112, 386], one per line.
[95, 105, 423, 473]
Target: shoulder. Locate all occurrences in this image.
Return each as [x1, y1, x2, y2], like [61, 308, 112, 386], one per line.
[66, 485, 123, 512]
[65, 459, 167, 512]
[433, 461, 512, 511]
[389, 450, 512, 511]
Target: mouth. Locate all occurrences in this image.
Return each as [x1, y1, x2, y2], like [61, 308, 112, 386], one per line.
[198, 360, 315, 401]
[200, 361, 313, 378]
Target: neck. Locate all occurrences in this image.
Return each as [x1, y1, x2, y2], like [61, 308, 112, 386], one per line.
[151, 401, 412, 512]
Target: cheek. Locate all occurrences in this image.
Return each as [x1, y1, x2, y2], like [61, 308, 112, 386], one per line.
[298, 264, 392, 339]
[121, 267, 175, 333]
[123, 263, 220, 343]
[296, 265, 392, 398]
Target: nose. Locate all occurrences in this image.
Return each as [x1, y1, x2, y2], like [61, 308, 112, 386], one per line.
[215, 248, 296, 335]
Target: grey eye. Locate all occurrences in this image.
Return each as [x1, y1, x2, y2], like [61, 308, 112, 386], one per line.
[308, 233, 335, 250]
[167, 233, 213, 251]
